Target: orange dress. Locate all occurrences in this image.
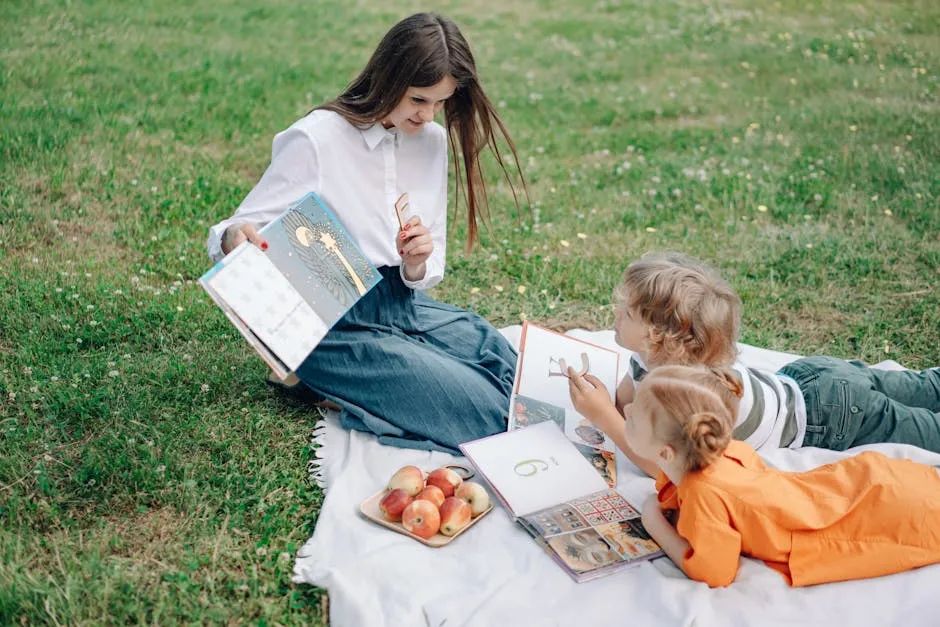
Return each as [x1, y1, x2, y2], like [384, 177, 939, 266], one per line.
[656, 441, 940, 587]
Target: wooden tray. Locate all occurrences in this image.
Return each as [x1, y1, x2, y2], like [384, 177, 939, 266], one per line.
[359, 466, 493, 547]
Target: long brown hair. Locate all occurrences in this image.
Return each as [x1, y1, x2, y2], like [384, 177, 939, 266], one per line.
[317, 12, 526, 248]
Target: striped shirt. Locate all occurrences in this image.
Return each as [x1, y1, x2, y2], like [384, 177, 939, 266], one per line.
[629, 355, 807, 452]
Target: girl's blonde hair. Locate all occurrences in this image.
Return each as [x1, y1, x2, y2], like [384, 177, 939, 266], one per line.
[614, 252, 741, 367]
[637, 365, 743, 472]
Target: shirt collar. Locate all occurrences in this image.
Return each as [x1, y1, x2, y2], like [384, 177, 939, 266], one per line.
[361, 123, 397, 151]
[719, 440, 758, 467]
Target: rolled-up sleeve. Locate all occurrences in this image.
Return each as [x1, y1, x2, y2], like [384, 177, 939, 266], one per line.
[676, 491, 742, 587]
[206, 127, 320, 262]
[400, 125, 447, 290]
[656, 472, 680, 510]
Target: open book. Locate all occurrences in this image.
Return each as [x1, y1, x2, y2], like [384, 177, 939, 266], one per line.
[509, 322, 622, 487]
[460, 422, 662, 583]
[199, 192, 381, 379]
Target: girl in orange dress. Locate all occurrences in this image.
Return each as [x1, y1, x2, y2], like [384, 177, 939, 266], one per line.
[569, 364, 940, 587]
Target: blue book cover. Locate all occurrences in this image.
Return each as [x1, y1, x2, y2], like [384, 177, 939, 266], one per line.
[200, 192, 382, 377]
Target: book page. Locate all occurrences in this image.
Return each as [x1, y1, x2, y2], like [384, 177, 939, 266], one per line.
[200, 192, 382, 375]
[206, 244, 328, 371]
[202, 283, 289, 377]
[514, 325, 620, 450]
[509, 324, 621, 488]
[460, 422, 608, 518]
[509, 393, 618, 488]
[519, 489, 662, 581]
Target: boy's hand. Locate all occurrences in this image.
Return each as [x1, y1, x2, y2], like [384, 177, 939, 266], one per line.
[568, 369, 617, 426]
[570, 372, 661, 479]
[615, 375, 635, 413]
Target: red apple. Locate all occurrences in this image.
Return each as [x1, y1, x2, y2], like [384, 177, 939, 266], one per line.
[426, 467, 462, 497]
[401, 499, 441, 539]
[379, 488, 413, 522]
[414, 485, 446, 509]
[439, 496, 472, 536]
[455, 481, 491, 517]
[387, 465, 424, 496]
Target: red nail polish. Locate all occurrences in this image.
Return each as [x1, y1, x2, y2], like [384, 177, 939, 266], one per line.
[399, 249, 404, 255]
[261, 241, 269, 251]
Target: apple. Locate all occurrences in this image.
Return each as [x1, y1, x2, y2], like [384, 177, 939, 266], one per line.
[387, 465, 425, 496]
[401, 499, 441, 539]
[455, 481, 491, 517]
[414, 485, 446, 509]
[426, 467, 462, 497]
[439, 496, 472, 536]
[379, 488, 413, 522]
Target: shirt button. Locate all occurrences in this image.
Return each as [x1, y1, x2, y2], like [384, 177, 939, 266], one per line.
[850, 406, 860, 413]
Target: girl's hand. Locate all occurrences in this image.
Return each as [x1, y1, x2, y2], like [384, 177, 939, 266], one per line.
[641, 494, 664, 528]
[568, 370, 619, 428]
[222, 223, 268, 255]
[398, 216, 433, 280]
[641, 493, 692, 575]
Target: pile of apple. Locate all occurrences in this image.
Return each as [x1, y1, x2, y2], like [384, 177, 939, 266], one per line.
[379, 465, 490, 539]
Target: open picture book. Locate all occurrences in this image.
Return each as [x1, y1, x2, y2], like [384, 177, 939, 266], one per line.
[460, 421, 663, 583]
[509, 322, 622, 487]
[199, 192, 382, 379]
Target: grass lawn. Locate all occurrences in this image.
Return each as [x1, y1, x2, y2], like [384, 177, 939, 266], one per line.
[1, 0, 937, 623]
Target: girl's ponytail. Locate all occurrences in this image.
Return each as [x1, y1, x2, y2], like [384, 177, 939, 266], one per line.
[684, 411, 732, 469]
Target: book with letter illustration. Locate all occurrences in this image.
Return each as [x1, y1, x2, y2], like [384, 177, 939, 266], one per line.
[459, 421, 663, 583]
[509, 322, 622, 487]
[200, 192, 382, 379]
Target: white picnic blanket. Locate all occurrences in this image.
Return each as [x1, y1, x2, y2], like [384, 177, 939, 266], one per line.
[293, 327, 940, 627]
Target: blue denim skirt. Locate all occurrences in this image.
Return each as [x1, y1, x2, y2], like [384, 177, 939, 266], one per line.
[295, 266, 517, 453]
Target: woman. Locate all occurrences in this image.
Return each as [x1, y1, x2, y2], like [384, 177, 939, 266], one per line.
[207, 13, 526, 453]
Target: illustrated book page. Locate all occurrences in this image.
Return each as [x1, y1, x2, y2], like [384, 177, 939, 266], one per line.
[508, 322, 622, 486]
[200, 192, 382, 378]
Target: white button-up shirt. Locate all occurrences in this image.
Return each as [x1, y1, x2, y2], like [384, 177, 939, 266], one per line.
[207, 109, 448, 290]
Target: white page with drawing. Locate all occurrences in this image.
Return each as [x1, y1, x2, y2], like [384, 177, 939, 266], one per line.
[459, 421, 609, 518]
[510, 323, 621, 454]
[199, 192, 383, 378]
[205, 244, 329, 372]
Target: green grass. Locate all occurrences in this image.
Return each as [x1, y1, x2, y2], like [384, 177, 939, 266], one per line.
[1, 0, 937, 623]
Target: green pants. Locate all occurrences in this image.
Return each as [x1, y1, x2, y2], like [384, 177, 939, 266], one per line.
[779, 356, 940, 453]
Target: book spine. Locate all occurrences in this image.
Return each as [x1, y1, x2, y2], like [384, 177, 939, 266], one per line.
[201, 279, 290, 378]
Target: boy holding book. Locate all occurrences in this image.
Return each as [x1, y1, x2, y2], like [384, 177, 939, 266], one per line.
[568, 251, 940, 477]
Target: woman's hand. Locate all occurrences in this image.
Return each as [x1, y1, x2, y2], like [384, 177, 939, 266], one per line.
[222, 223, 268, 255]
[398, 216, 433, 280]
[568, 370, 619, 429]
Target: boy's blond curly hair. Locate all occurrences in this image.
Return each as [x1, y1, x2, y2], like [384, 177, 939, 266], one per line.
[614, 252, 741, 367]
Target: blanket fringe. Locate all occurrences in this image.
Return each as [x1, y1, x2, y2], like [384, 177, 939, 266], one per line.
[306, 408, 330, 491]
